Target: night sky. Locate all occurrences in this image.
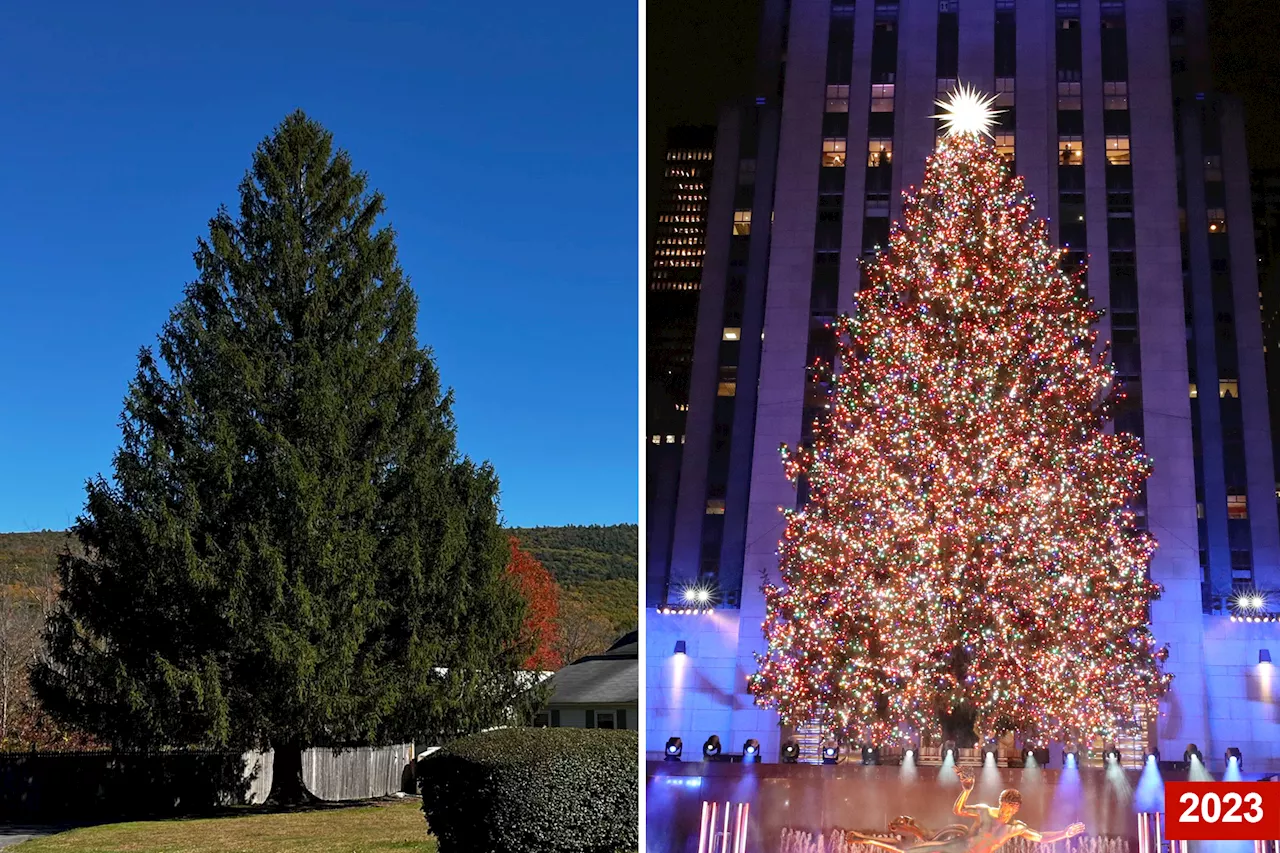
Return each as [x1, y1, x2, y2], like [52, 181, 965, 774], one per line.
[648, 0, 1280, 202]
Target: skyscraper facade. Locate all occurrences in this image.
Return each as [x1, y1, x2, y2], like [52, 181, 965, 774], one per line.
[648, 0, 1280, 771]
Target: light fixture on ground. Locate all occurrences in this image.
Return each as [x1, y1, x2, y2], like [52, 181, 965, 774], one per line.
[862, 745, 880, 765]
[982, 741, 999, 763]
[1184, 744, 1202, 764]
[822, 742, 840, 765]
[942, 740, 957, 761]
[743, 739, 760, 762]
[665, 737, 683, 761]
[1226, 747, 1243, 769]
[1103, 744, 1121, 763]
[1021, 744, 1050, 767]
[1063, 743, 1080, 766]
[1144, 748, 1160, 764]
[703, 735, 722, 758]
[781, 740, 800, 763]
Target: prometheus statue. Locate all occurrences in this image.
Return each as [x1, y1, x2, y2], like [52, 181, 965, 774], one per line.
[850, 766, 1085, 853]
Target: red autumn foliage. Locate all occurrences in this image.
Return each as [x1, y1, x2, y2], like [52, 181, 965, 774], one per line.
[507, 537, 563, 671]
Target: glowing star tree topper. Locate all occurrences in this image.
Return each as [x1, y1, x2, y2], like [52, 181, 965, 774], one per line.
[747, 100, 1170, 747]
[932, 82, 1001, 138]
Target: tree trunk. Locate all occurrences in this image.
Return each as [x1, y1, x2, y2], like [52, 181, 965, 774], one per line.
[267, 740, 319, 805]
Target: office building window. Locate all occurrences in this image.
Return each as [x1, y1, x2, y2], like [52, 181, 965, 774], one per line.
[1059, 136, 1083, 165]
[706, 499, 726, 515]
[1057, 81, 1082, 110]
[1104, 81, 1128, 110]
[871, 83, 896, 112]
[1105, 136, 1131, 165]
[994, 131, 1015, 163]
[1207, 208, 1226, 232]
[1219, 379, 1239, 398]
[651, 435, 661, 445]
[733, 210, 752, 235]
[666, 435, 676, 444]
[1227, 495, 1248, 520]
[826, 84, 850, 113]
[1189, 383, 1198, 399]
[723, 327, 741, 341]
[822, 138, 848, 167]
[867, 138, 893, 167]
[936, 77, 958, 96]
[995, 76, 1015, 107]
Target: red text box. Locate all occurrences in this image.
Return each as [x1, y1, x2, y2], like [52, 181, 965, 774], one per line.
[1164, 782, 1280, 841]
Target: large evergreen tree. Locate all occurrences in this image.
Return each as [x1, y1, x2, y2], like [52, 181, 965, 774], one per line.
[748, 90, 1170, 747]
[33, 112, 538, 799]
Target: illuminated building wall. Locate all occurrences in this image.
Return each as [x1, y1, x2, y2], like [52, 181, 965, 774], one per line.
[648, 0, 1280, 773]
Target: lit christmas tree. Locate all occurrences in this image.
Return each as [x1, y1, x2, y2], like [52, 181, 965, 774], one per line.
[748, 86, 1171, 747]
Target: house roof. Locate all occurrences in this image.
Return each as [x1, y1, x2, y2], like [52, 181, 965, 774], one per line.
[545, 631, 638, 706]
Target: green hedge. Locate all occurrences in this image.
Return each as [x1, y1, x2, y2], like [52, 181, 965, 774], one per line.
[420, 727, 638, 853]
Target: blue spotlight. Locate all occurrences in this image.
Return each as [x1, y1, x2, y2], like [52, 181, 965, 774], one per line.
[1226, 747, 1243, 770]
[982, 741, 999, 763]
[943, 739, 957, 761]
[781, 740, 799, 763]
[665, 737, 683, 761]
[703, 735, 722, 758]
[743, 739, 760, 762]
[822, 742, 840, 765]
[1184, 744, 1202, 764]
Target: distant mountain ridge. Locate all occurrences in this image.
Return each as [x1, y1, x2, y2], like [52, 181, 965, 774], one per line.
[1, 523, 638, 590]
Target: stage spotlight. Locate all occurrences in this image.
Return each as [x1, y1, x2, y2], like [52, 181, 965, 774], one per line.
[1063, 745, 1079, 767]
[1103, 744, 1121, 763]
[1021, 746, 1050, 767]
[1226, 747, 1243, 769]
[822, 742, 840, 765]
[665, 737, 683, 761]
[781, 740, 800, 763]
[943, 739, 957, 760]
[1184, 744, 1202, 764]
[861, 745, 880, 765]
[904, 748, 916, 761]
[743, 739, 760, 762]
[1144, 748, 1160, 764]
[703, 735, 722, 758]
[982, 741, 999, 763]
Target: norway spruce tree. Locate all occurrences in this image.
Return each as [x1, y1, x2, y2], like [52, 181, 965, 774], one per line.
[33, 112, 537, 801]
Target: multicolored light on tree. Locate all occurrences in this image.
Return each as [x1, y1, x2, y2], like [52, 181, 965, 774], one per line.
[747, 125, 1171, 746]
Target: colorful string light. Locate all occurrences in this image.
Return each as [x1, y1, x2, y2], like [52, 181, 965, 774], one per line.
[747, 127, 1171, 746]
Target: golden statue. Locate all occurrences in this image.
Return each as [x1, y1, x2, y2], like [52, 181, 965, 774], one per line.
[850, 767, 1085, 853]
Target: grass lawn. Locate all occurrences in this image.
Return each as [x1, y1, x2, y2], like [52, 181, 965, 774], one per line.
[12, 800, 435, 853]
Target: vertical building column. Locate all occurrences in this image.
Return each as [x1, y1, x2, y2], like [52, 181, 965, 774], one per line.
[667, 111, 743, 598]
[1221, 98, 1280, 589]
[1014, 0, 1055, 236]
[1127, 0, 1209, 753]
[1079, 0, 1110, 338]
[731, 0, 831, 759]
[958, 0, 995, 93]
[891, 0, 938, 223]
[838, 0, 876, 305]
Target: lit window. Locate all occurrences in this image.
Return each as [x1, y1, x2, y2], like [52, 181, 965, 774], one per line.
[651, 435, 661, 445]
[1059, 136, 1083, 165]
[718, 381, 736, 397]
[822, 138, 848, 167]
[1189, 383, 1198, 399]
[1196, 502, 1205, 519]
[1219, 379, 1238, 398]
[1057, 81, 1082, 111]
[1104, 81, 1128, 111]
[1227, 495, 1248, 520]
[733, 210, 752, 235]
[995, 77, 1015, 107]
[1207, 208, 1226, 232]
[1105, 135, 1131, 165]
[867, 138, 893, 167]
[723, 327, 741, 341]
[706, 499, 726, 515]
[871, 83, 895, 112]
[994, 131, 1015, 163]
[666, 435, 676, 444]
[826, 84, 850, 113]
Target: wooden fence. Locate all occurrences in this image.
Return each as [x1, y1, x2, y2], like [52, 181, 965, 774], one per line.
[0, 743, 415, 817]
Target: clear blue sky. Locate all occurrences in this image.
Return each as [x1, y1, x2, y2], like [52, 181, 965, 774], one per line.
[0, 1, 638, 532]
